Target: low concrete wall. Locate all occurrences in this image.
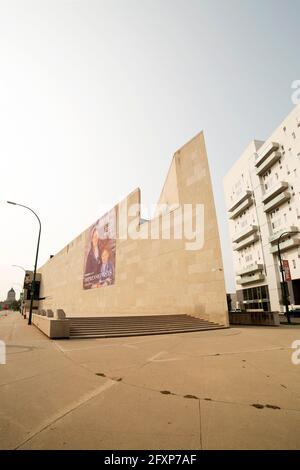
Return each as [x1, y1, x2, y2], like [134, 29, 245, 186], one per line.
[32, 314, 70, 338]
[229, 311, 280, 327]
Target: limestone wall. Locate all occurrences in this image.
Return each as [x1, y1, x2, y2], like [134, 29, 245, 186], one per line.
[38, 132, 228, 326]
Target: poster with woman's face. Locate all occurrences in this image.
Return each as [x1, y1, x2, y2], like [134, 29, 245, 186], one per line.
[83, 208, 116, 290]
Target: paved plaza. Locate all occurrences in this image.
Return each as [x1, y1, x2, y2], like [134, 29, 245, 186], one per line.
[1, 311, 300, 450]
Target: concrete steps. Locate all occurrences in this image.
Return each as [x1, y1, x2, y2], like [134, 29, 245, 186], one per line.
[69, 314, 225, 338]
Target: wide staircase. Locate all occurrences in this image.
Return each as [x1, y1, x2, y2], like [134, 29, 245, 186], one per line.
[69, 314, 225, 339]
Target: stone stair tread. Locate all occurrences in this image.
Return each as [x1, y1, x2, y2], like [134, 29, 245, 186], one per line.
[70, 327, 219, 334]
[68, 314, 224, 339]
[69, 320, 217, 328]
[70, 326, 224, 338]
[69, 320, 208, 323]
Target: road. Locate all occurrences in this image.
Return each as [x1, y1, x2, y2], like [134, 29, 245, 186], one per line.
[1, 311, 300, 449]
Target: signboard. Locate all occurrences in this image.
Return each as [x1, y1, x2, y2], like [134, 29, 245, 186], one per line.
[83, 208, 116, 290]
[282, 260, 292, 282]
[23, 272, 32, 291]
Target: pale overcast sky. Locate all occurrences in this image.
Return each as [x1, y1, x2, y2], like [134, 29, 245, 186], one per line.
[0, 0, 299, 299]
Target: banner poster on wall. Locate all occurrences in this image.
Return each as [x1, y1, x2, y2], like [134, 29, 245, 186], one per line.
[83, 208, 116, 290]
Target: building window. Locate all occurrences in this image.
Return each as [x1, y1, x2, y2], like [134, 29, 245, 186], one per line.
[292, 260, 296, 269]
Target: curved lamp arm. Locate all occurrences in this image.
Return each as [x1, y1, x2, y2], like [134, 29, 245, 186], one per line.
[7, 201, 41, 325]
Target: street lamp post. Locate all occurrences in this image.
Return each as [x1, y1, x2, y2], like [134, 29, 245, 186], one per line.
[7, 202, 41, 325]
[277, 230, 300, 324]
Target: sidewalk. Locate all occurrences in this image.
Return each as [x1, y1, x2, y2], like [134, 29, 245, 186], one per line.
[1, 311, 300, 450]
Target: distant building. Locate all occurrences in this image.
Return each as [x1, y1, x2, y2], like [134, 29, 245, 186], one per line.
[22, 271, 41, 316]
[0, 287, 16, 311]
[227, 292, 238, 311]
[224, 104, 300, 313]
[6, 288, 16, 303]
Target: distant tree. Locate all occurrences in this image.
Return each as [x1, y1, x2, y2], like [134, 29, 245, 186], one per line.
[9, 300, 21, 312]
[226, 294, 232, 312]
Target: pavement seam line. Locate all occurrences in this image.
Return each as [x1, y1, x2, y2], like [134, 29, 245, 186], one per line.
[14, 379, 117, 450]
[238, 357, 300, 403]
[198, 400, 203, 450]
[0, 363, 76, 389]
[117, 378, 300, 413]
[176, 346, 294, 360]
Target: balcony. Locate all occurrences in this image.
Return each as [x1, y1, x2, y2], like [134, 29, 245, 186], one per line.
[263, 191, 291, 213]
[232, 225, 258, 244]
[255, 141, 280, 167]
[268, 226, 299, 244]
[262, 181, 289, 204]
[236, 273, 265, 286]
[228, 190, 253, 213]
[229, 195, 253, 220]
[256, 151, 281, 176]
[234, 233, 260, 251]
[236, 263, 264, 276]
[270, 236, 300, 254]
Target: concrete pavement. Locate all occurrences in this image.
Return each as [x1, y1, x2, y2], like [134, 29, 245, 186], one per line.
[1, 311, 300, 449]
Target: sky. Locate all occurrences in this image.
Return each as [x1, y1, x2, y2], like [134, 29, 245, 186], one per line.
[0, 0, 299, 299]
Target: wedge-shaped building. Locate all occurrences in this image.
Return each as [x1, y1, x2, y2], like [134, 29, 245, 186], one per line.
[35, 132, 228, 331]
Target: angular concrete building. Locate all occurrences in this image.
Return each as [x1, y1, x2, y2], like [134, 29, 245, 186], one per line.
[34, 132, 228, 335]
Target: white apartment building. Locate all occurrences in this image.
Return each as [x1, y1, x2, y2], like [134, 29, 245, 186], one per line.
[224, 104, 300, 313]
